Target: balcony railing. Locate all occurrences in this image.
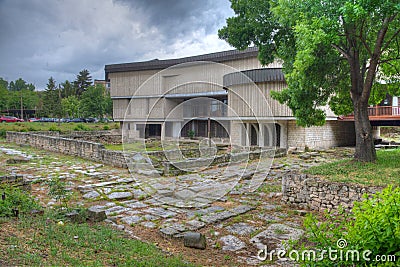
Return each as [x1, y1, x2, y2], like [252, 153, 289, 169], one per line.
[368, 106, 400, 116]
[340, 106, 400, 120]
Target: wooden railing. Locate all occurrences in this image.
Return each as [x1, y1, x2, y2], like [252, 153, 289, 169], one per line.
[340, 106, 400, 120]
[368, 106, 400, 116]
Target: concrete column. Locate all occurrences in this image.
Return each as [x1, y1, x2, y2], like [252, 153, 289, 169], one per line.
[372, 126, 380, 139]
[172, 122, 181, 138]
[259, 123, 264, 147]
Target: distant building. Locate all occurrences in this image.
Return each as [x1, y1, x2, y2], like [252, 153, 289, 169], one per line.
[94, 79, 110, 93]
[105, 48, 356, 149]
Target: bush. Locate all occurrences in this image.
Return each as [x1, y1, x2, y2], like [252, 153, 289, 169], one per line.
[73, 123, 90, 131]
[0, 129, 5, 138]
[103, 125, 110, 130]
[46, 176, 72, 209]
[48, 125, 61, 132]
[294, 186, 400, 266]
[0, 185, 41, 217]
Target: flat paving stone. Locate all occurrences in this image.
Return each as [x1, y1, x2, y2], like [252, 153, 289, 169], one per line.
[226, 222, 257, 236]
[220, 235, 246, 251]
[174, 189, 195, 200]
[200, 210, 236, 224]
[159, 227, 180, 237]
[144, 207, 177, 218]
[250, 223, 304, 250]
[258, 214, 281, 222]
[122, 201, 148, 209]
[82, 190, 100, 199]
[107, 191, 132, 200]
[141, 221, 157, 228]
[185, 219, 206, 230]
[121, 215, 143, 225]
[230, 205, 254, 215]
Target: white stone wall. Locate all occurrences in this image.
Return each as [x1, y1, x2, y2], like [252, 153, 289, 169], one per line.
[287, 120, 355, 149]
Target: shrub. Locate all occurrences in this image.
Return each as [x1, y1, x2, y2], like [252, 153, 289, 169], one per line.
[103, 125, 110, 130]
[187, 130, 195, 139]
[0, 129, 5, 138]
[73, 123, 90, 131]
[294, 186, 400, 266]
[0, 185, 41, 217]
[46, 177, 72, 209]
[48, 125, 61, 132]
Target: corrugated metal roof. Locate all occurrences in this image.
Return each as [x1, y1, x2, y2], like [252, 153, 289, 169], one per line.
[105, 47, 259, 74]
[223, 68, 285, 86]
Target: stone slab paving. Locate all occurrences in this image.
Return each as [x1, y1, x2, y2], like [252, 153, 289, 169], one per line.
[0, 143, 354, 266]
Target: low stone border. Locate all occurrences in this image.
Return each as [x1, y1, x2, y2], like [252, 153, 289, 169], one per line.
[281, 172, 382, 212]
[0, 175, 31, 191]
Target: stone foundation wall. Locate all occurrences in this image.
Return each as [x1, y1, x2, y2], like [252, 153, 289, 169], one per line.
[282, 173, 381, 212]
[61, 130, 122, 144]
[6, 132, 128, 168]
[287, 120, 355, 149]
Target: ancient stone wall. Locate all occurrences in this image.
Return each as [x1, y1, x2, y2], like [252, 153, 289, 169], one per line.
[287, 121, 355, 149]
[61, 130, 122, 145]
[282, 172, 381, 212]
[6, 132, 128, 168]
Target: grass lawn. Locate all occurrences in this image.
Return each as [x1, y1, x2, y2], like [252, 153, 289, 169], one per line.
[0, 122, 120, 137]
[0, 213, 194, 267]
[105, 140, 195, 152]
[305, 148, 400, 187]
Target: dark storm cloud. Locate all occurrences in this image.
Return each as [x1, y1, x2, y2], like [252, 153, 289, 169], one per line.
[0, 0, 233, 89]
[118, 0, 231, 36]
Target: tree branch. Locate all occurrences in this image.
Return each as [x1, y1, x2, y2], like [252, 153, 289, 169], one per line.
[381, 27, 400, 53]
[362, 16, 391, 101]
[357, 19, 373, 56]
[378, 57, 400, 64]
[331, 43, 350, 59]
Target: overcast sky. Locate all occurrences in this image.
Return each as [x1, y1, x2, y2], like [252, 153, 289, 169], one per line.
[0, 0, 234, 90]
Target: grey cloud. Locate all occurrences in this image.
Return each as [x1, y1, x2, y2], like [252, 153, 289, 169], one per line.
[0, 0, 233, 89]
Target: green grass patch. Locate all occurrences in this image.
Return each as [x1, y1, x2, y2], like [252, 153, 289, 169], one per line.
[106, 141, 187, 152]
[305, 149, 400, 186]
[0, 213, 194, 266]
[0, 122, 119, 133]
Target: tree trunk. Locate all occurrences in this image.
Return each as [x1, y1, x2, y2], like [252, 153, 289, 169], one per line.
[352, 96, 377, 162]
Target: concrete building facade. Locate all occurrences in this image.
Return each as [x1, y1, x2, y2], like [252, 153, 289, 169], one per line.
[105, 48, 355, 149]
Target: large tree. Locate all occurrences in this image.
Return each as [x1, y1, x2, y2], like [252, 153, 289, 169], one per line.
[42, 77, 62, 117]
[219, 0, 400, 162]
[8, 78, 35, 91]
[74, 69, 92, 96]
[0, 78, 9, 111]
[80, 84, 111, 118]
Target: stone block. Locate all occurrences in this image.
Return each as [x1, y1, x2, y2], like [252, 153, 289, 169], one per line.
[183, 232, 206, 250]
[66, 210, 86, 223]
[87, 206, 107, 222]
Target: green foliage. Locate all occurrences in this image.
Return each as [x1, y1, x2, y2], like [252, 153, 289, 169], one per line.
[0, 185, 41, 217]
[80, 84, 112, 118]
[187, 130, 195, 139]
[1, 212, 194, 266]
[61, 96, 80, 118]
[296, 186, 400, 266]
[8, 78, 35, 91]
[73, 69, 92, 96]
[73, 123, 90, 131]
[219, 0, 400, 126]
[48, 125, 61, 132]
[42, 77, 62, 118]
[305, 149, 400, 187]
[0, 129, 6, 138]
[46, 177, 72, 208]
[103, 125, 110, 130]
